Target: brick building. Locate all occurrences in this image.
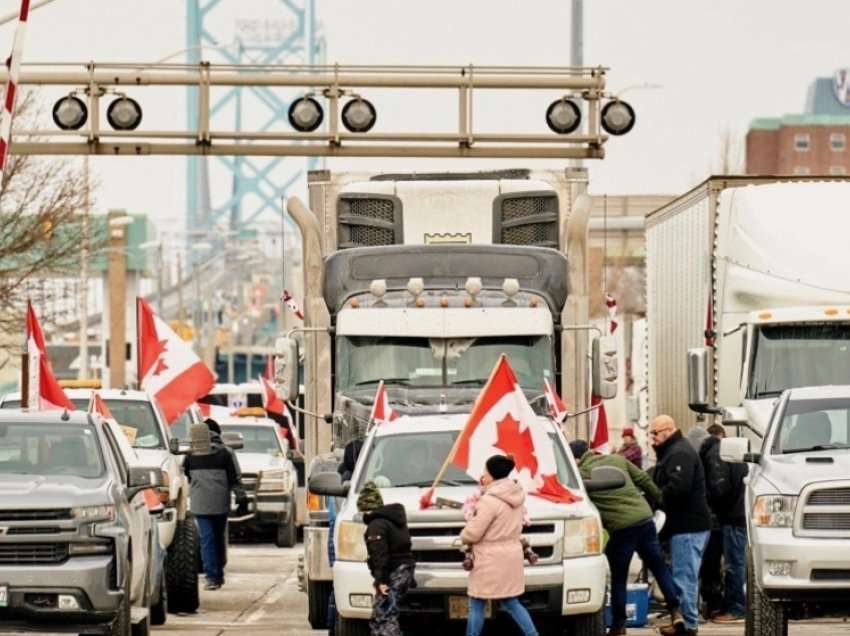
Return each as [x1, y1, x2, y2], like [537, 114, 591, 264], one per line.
[747, 70, 850, 175]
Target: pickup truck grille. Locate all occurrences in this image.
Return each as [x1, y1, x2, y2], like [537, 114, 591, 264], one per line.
[241, 472, 259, 493]
[807, 488, 850, 506]
[802, 513, 850, 531]
[412, 546, 555, 564]
[0, 509, 71, 522]
[0, 543, 69, 565]
[798, 484, 850, 536]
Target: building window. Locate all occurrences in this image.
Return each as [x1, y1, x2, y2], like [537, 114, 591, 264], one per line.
[829, 165, 847, 175]
[793, 166, 811, 175]
[794, 133, 810, 151]
[831, 133, 846, 151]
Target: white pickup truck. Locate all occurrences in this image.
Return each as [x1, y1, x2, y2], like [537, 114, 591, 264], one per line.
[310, 414, 622, 636]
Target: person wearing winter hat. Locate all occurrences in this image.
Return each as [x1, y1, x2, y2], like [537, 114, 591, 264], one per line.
[617, 426, 643, 469]
[357, 481, 415, 636]
[460, 455, 539, 636]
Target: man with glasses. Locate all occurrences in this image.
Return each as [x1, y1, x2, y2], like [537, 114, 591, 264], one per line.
[650, 415, 711, 636]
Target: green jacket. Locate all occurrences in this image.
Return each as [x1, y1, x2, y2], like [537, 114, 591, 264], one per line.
[578, 452, 663, 533]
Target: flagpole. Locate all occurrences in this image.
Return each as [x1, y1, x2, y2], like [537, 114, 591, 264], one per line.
[135, 297, 142, 389]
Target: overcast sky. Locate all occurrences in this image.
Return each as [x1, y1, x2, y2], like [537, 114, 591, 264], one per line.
[3, 0, 849, 230]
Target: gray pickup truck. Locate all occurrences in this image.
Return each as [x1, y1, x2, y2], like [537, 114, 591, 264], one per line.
[0, 410, 163, 636]
[722, 385, 850, 636]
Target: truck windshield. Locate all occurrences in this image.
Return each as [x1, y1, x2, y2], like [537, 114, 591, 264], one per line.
[748, 324, 850, 399]
[772, 397, 850, 454]
[221, 425, 282, 454]
[337, 335, 553, 392]
[356, 430, 579, 490]
[69, 399, 166, 450]
[0, 422, 104, 478]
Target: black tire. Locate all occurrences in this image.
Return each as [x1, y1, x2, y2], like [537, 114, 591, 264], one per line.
[746, 549, 756, 636]
[276, 508, 297, 548]
[564, 607, 604, 636]
[307, 579, 332, 629]
[335, 614, 370, 636]
[112, 561, 132, 636]
[749, 549, 788, 636]
[166, 514, 200, 614]
[150, 563, 168, 626]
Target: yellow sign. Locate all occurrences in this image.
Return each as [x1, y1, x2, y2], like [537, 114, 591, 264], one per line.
[120, 426, 138, 445]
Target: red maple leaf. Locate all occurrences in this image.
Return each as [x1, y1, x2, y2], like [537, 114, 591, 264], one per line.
[149, 339, 169, 377]
[493, 413, 538, 477]
[153, 357, 169, 376]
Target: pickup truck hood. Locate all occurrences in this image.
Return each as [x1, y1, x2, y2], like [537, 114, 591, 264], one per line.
[236, 452, 288, 474]
[344, 485, 594, 523]
[761, 452, 850, 494]
[0, 473, 110, 509]
[743, 399, 778, 437]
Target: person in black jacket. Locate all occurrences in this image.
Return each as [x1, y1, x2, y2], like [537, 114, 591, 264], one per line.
[697, 429, 724, 621]
[357, 480, 415, 636]
[701, 424, 748, 624]
[650, 415, 712, 636]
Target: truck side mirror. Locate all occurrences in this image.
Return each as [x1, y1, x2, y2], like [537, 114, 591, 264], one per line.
[584, 465, 626, 492]
[169, 437, 180, 455]
[720, 436, 760, 464]
[591, 335, 618, 400]
[309, 471, 350, 498]
[127, 466, 163, 500]
[687, 347, 717, 414]
[274, 336, 299, 401]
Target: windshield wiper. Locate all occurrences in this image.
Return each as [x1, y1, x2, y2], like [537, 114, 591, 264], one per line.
[354, 378, 410, 387]
[783, 444, 848, 454]
[754, 389, 783, 398]
[450, 379, 489, 386]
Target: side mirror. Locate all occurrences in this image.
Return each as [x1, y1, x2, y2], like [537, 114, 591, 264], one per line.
[274, 336, 300, 401]
[309, 471, 350, 498]
[221, 431, 244, 451]
[584, 465, 626, 493]
[127, 466, 163, 499]
[687, 347, 719, 414]
[591, 335, 618, 400]
[720, 437, 760, 464]
[169, 437, 180, 454]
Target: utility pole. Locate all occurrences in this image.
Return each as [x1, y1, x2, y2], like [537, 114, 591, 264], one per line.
[571, 0, 584, 168]
[107, 211, 129, 389]
[78, 156, 89, 379]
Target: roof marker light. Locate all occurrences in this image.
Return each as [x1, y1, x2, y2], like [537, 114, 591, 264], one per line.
[503, 278, 520, 298]
[370, 279, 387, 299]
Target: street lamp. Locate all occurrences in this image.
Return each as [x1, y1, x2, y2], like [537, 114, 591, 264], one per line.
[545, 98, 582, 135]
[600, 100, 636, 136]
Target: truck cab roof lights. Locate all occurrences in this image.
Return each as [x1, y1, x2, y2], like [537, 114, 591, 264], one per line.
[370, 279, 387, 298]
[464, 277, 482, 305]
[824, 308, 839, 316]
[529, 297, 540, 308]
[758, 312, 773, 321]
[349, 298, 360, 308]
[440, 297, 450, 308]
[415, 297, 426, 308]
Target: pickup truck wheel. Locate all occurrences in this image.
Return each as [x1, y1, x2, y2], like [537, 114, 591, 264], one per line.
[307, 579, 332, 629]
[166, 514, 200, 614]
[150, 564, 168, 626]
[745, 549, 756, 636]
[335, 614, 370, 636]
[276, 507, 297, 548]
[750, 560, 788, 636]
[563, 607, 604, 636]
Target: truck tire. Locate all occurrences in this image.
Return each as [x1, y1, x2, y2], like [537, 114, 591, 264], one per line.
[307, 579, 332, 629]
[750, 551, 788, 636]
[276, 507, 297, 548]
[335, 614, 370, 636]
[564, 607, 604, 636]
[746, 550, 756, 636]
[166, 514, 200, 614]
[150, 564, 168, 626]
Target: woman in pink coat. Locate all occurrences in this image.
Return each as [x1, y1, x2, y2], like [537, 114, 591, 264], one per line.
[460, 455, 539, 636]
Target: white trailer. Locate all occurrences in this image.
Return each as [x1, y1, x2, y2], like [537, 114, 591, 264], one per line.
[646, 176, 850, 435]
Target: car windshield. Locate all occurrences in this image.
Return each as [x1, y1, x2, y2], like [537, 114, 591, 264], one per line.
[356, 429, 579, 490]
[749, 324, 850, 399]
[69, 399, 165, 450]
[772, 397, 850, 454]
[221, 424, 282, 454]
[0, 421, 104, 478]
[337, 335, 553, 392]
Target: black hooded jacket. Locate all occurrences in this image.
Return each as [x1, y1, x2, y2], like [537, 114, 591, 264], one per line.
[363, 503, 414, 585]
[700, 435, 748, 527]
[652, 430, 712, 538]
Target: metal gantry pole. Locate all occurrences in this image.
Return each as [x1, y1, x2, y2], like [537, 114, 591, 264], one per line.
[78, 155, 90, 379]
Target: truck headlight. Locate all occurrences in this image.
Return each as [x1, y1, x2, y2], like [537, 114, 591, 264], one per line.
[72, 505, 116, 523]
[337, 521, 368, 562]
[259, 468, 291, 492]
[753, 495, 797, 528]
[563, 517, 601, 557]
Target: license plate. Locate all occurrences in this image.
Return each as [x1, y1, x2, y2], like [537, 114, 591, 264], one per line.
[0, 585, 8, 608]
[448, 596, 491, 620]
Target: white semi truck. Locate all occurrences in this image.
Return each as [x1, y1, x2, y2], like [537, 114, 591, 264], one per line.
[276, 168, 618, 634]
[646, 176, 850, 435]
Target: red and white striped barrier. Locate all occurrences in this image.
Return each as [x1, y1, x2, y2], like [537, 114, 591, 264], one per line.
[0, 0, 30, 178]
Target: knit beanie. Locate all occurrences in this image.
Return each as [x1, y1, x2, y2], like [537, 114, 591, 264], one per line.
[569, 439, 589, 460]
[190, 422, 213, 456]
[357, 480, 384, 512]
[205, 418, 221, 435]
[485, 454, 515, 480]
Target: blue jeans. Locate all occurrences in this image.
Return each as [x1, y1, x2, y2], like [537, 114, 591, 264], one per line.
[606, 519, 680, 628]
[722, 525, 747, 617]
[466, 597, 538, 636]
[669, 531, 710, 630]
[195, 513, 228, 584]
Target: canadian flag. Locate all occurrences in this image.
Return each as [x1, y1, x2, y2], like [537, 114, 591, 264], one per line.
[88, 392, 115, 420]
[368, 380, 399, 429]
[259, 374, 299, 452]
[590, 394, 610, 454]
[282, 290, 304, 320]
[137, 298, 215, 424]
[25, 302, 74, 411]
[422, 355, 580, 508]
[543, 378, 568, 424]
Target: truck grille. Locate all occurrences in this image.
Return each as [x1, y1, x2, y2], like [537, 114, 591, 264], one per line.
[0, 543, 69, 565]
[409, 524, 556, 538]
[338, 196, 402, 248]
[241, 472, 258, 493]
[802, 513, 850, 531]
[812, 569, 850, 581]
[807, 488, 850, 506]
[0, 509, 71, 522]
[495, 194, 558, 248]
[412, 546, 554, 564]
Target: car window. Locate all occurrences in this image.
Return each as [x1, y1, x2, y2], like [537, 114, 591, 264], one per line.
[70, 399, 165, 450]
[220, 425, 282, 454]
[0, 421, 104, 479]
[772, 397, 850, 454]
[101, 425, 129, 485]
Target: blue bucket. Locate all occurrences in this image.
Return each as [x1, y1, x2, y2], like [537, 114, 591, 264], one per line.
[604, 583, 650, 628]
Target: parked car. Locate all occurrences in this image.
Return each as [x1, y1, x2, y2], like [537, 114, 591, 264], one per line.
[0, 409, 163, 635]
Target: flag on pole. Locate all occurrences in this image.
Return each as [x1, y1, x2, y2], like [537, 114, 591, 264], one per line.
[421, 355, 580, 509]
[88, 392, 114, 420]
[137, 298, 215, 424]
[25, 302, 74, 411]
[368, 380, 399, 429]
[282, 290, 304, 320]
[590, 394, 610, 454]
[0, 0, 31, 180]
[259, 374, 299, 452]
[543, 378, 568, 424]
[605, 293, 619, 335]
[264, 355, 274, 381]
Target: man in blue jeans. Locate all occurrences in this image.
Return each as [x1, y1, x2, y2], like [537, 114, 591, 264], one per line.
[650, 416, 712, 636]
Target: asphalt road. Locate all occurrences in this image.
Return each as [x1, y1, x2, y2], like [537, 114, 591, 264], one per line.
[149, 542, 850, 636]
